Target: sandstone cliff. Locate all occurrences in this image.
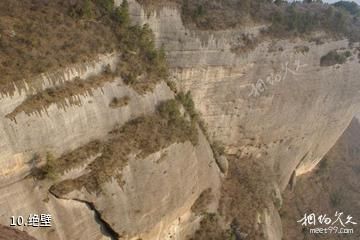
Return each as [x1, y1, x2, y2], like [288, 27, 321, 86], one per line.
[127, 0, 360, 239]
[0, 1, 359, 240]
[281, 118, 360, 240]
[0, 225, 37, 240]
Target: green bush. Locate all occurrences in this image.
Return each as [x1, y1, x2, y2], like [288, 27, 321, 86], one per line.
[344, 50, 352, 58]
[113, 0, 129, 25]
[158, 99, 181, 123]
[42, 152, 58, 180]
[176, 91, 198, 120]
[83, 0, 93, 18]
[115, 22, 168, 93]
[320, 50, 349, 66]
[95, 0, 114, 13]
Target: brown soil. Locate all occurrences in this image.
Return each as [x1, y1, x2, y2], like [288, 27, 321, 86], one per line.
[281, 118, 360, 240]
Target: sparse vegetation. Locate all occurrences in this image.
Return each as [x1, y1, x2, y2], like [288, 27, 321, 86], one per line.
[6, 72, 115, 121]
[294, 45, 310, 54]
[0, 0, 168, 95]
[317, 157, 329, 174]
[0, 0, 116, 94]
[320, 50, 351, 66]
[211, 140, 225, 156]
[165, 80, 178, 93]
[218, 156, 274, 240]
[139, 0, 360, 48]
[42, 152, 58, 180]
[109, 96, 130, 108]
[188, 213, 229, 240]
[37, 141, 103, 181]
[116, 24, 169, 93]
[176, 91, 198, 121]
[191, 188, 213, 215]
[49, 99, 198, 195]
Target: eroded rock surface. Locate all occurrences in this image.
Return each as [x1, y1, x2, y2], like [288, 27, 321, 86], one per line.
[281, 118, 360, 240]
[0, 225, 37, 240]
[0, 1, 360, 240]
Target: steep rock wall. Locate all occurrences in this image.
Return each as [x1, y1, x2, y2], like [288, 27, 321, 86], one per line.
[128, 0, 360, 190]
[0, 50, 221, 240]
[53, 129, 220, 240]
[0, 53, 173, 186]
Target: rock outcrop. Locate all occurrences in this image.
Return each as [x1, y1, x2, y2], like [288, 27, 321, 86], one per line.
[281, 118, 360, 240]
[0, 1, 359, 240]
[126, 1, 360, 239]
[128, 0, 360, 188]
[0, 224, 37, 240]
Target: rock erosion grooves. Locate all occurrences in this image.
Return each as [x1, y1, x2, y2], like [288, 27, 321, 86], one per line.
[1, 0, 360, 240]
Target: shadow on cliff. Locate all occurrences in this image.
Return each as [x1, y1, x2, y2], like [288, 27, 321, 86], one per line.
[281, 118, 360, 240]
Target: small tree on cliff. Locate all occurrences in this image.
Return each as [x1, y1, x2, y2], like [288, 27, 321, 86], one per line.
[114, 0, 130, 26]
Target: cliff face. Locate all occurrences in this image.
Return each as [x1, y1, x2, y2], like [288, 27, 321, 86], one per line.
[281, 118, 360, 240]
[127, 1, 360, 239]
[0, 52, 220, 240]
[128, 0, 360, 188]
[0, 1, 359, 240]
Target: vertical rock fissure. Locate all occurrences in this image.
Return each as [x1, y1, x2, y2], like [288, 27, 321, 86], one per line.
[82, 200, 120, 240]
[49, 191, 119, 240]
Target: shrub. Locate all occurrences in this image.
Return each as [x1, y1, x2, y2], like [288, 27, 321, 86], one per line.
[95, 0, 114, 13]
[317, 157, 329, 174]
[113, 0, 130, 25]
[165, 80, 177, 93]
[158, 99, 181, 123]
[43, 152, 58, 180]
[344, 50, 352, 58]
[83, 0, 93, 18]
[334, 1, 360, 16]
[176, 91, 198, 120]
[320, 50, 349, 66]
[116, 23, 169, 93]
[109, 96, 130, 108]
[212, 140, 225, 156]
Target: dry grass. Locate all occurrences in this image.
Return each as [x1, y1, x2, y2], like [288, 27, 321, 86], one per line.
[49, 99, 198, 195]
[187, 155, 275, 240]
[0, 0, 168, 96]
[6, 72, 115, 121]
[218, 156, 274, 240]
[109, 96, 130, 108]
[188, 213, 232, 240]
[280, 119, 360, 240]
[0, 0, 118, 95]
[191, 188, 213, 216]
